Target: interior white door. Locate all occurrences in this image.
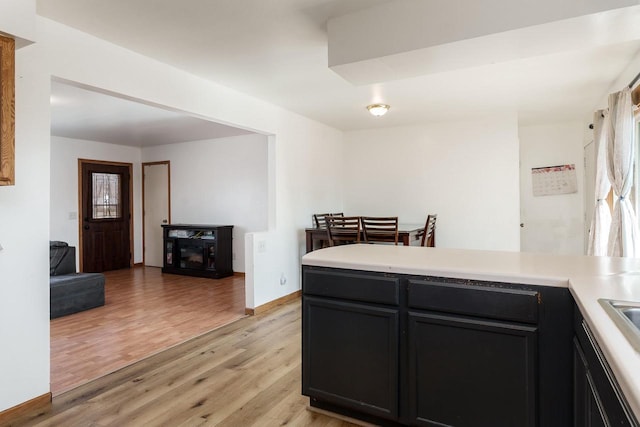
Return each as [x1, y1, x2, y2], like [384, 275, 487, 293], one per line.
[143, 162, 170, 267]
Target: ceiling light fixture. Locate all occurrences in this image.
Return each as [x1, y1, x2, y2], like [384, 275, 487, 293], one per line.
[367, 104, 390, 117]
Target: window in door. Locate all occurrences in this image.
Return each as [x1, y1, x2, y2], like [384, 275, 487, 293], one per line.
[92, 172, 121, 219]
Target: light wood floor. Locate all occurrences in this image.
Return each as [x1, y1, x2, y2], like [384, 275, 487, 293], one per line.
[50, 266, 246, 395]
[17, 299, 356, 427]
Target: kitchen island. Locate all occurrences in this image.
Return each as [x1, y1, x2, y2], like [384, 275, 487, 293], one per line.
[301, 244, 640, 426]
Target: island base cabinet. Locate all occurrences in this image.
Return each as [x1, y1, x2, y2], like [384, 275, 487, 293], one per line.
[302, 296, 399, 421]
[301, 266, 574, 427]
[408, 312, 538, 427]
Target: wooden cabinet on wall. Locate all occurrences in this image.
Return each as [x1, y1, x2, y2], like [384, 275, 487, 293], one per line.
[162, 224, 233, 279]
[301, 266, 574, 427]
[0, 34, 15, 186]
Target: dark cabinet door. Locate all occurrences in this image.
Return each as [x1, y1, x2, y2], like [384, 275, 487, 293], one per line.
[574, 337, 608, 427]
[408, 311, 538, 427]
[573, 316, 639, 427]
[302, 296, 399, 420]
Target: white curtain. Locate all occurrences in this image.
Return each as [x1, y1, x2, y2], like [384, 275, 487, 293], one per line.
[587, 110, 611, 256]
[606, 88, 639, 257]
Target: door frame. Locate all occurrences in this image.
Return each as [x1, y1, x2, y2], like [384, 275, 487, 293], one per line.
[78, 158, 134, 272]
[142, 161, 171, 266]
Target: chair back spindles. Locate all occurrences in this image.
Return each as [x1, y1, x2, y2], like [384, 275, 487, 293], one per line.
[420, 214, 437, 247]
[326, 215, 361, 246]
[313, 212, 344, 228]
[361, 216, 399, 245]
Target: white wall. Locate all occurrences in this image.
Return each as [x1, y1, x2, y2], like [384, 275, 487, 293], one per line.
[142, 134, 269, 272]
[519, 121, 585, 255]
[49, 136, 144, 265]
[0, 40, 51, 411]
[245, 116, 344, 308]
[0, 14, 344, 413]
[0, 0, 36, 46]
[37, 17, 343, 306]
[343, 115, 521, 251]
[50, 133, 269, 273]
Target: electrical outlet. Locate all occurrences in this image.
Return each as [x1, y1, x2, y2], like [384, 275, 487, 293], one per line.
[257, 240, 266, 253]
[280, 273, 287, 286]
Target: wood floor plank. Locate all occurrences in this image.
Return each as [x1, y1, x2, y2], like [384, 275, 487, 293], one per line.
[160, 336, 301, 426]
[50, 266, 246, 395]
[13, 299, 357, 427]
[217, 363, 302, 426]
[119, 315, 302, 425]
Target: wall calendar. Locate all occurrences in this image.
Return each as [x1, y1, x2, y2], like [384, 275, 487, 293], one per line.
[531, 164, 577, 197]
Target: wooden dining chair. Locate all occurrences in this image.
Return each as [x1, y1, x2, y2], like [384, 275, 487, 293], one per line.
[419, 214, 437, 247]
[361, 216, 399, 245]
[313, 212, 344, 228]
[325, 215, 361, 246]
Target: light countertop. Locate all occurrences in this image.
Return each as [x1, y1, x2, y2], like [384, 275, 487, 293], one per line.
[302, 244, 640, 420]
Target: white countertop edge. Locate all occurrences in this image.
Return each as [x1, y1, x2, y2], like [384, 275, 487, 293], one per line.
[302, 257, 570, 288]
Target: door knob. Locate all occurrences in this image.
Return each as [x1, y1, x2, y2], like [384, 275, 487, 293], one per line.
[83, 225, 90, 230]
[162, 219, 168, 224]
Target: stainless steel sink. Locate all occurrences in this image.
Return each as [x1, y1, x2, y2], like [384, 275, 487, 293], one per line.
[599, 299, 640, 353]
[621, 307, 640, 326]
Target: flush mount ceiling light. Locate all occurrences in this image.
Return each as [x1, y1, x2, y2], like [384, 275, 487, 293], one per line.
[366, 104, 390, 117]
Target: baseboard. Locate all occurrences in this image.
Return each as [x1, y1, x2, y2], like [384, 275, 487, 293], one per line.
[245, 290, 301, 315]
[234, 272, 246, 277]
[306, 404, 377, 427]
[0, 393, 51, 425]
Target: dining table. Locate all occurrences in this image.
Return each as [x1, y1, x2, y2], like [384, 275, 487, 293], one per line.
[305, 223, 425, 253]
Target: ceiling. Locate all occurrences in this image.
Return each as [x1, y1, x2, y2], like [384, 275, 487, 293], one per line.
[39, 0, 640, 147]
[50, 80, 254, 146]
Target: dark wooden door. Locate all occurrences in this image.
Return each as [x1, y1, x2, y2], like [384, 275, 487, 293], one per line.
[407, 311, 538, 427]
[81, 161, 131, 272]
